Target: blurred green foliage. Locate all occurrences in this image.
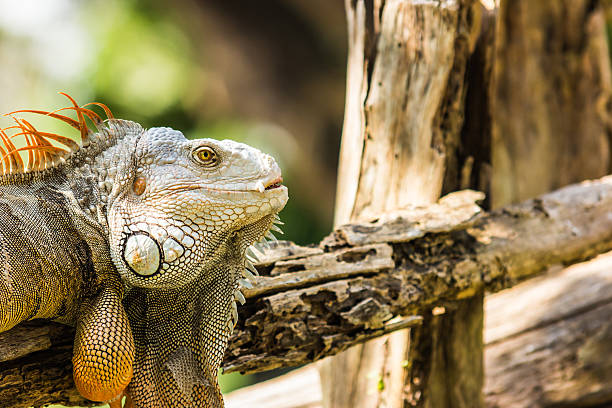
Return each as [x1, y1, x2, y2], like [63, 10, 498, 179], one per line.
[83, 0, 333, 247]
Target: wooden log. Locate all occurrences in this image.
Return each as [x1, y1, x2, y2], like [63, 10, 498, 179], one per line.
[225, 177, 612, 373]
[2, 177, 612, 407]
[0, 322, 85, 407]
[225, 251, 612, 408]
[226, 365, 322, 408]
[484, 252, 612, 407]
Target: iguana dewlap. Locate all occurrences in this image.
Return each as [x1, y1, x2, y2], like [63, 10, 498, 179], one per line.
[0, 94, 288, 408]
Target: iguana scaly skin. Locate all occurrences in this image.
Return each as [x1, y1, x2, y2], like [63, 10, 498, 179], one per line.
[0, 94, 288, 407]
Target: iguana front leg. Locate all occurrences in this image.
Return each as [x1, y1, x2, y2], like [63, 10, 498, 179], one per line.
[73, 286, 135, 408]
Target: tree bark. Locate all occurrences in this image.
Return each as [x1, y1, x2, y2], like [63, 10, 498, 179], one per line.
[0, 323, 85, 407]
[224, 249, 612, 408]
[484, 253, 612, 408]
[3, 2, 612, 407]
[323, 0, 482, 407]
[4, 177, 612, 407]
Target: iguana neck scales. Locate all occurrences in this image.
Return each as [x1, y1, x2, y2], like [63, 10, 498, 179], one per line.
[0, 94, 288, 408]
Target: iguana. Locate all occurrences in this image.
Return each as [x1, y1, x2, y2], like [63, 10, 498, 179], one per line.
[0, 94, 288, 407]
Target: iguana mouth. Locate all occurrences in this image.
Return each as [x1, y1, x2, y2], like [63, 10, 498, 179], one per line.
[264, 177, 283, 190]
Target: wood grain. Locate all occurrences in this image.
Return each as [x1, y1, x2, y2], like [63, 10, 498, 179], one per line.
[327, 0, 483, 405]
[491, 0, 612, 207]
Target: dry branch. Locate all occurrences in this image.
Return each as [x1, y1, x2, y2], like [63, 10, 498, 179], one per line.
[225, 251, 612, 408]
[484, 252, 612, 407]
[2, 177, 612, 406]
[224, 176, 612, 373]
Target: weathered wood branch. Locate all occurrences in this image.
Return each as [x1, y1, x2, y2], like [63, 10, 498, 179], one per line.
[225, 250, 612, 408]
[224, 176, 612, 373]
[0, 322, 81, 407]
[2, 176, 612, 406]
[484, 253, 612, 407]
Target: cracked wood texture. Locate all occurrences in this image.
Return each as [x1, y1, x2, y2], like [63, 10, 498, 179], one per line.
[225, 177, 612, 374]
[3, 178, 612, 407]
[3, 1, 612, 407]
[484, 253, 612, 407]
[225, 250, 612, 408]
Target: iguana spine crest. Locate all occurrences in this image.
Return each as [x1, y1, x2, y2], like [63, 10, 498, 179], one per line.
[0, 92, 113, 175]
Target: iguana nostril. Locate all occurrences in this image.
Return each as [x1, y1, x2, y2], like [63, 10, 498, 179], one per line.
[123, 234, 161, 276]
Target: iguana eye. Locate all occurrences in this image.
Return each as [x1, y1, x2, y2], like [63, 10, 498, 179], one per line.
[193, 147, 218, 167]
[133, 176, 146, 195]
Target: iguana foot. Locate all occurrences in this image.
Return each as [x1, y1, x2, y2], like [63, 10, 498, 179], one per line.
[73, 286, 135, 405]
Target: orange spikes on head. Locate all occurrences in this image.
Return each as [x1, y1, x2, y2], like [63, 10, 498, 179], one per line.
[0, 130, 11, 174]
[18, 118, 59, 170]
[21, 131, 35, 171]
[59, 92, 89, 143]
[16, 118, 80, 152]
[1, 93, 116, 175]
[0, 122, 24, 173]
[51, 106, 104, 128]
[0, 145, 69, 171]
[7, 109, 81, 131]
[4, 117, 71, 172]
[82, 102, 114, 120]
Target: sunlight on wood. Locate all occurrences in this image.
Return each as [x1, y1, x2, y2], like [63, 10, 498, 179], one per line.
[480, 0, 496, 10]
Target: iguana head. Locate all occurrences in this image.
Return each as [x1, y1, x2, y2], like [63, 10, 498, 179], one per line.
[104, 125, 288, 289]
[1, 97, 287, 289]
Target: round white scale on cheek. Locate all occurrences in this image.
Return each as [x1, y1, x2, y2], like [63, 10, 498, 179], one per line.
[123, 234, 161, 276]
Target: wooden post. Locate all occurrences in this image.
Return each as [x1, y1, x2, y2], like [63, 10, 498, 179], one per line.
[320, 1, 483, 407]
[491, 0, 611, 207]
[483, 0, 612, 406]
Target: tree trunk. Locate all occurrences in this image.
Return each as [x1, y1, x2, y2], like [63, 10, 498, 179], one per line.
[3, 2, 612, 408]
[481, 2, 612, 407]
[321, 1, 483, 407]
[491, 0, 612, 207]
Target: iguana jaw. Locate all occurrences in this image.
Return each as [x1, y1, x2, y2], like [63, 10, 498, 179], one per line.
[162, 177, 286, 196]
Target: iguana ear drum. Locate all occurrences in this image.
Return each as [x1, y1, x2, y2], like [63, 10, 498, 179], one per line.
[122, 233, 161, 277]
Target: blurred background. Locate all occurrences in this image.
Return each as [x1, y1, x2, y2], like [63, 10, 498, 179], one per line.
[0, 0, 348, 400]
